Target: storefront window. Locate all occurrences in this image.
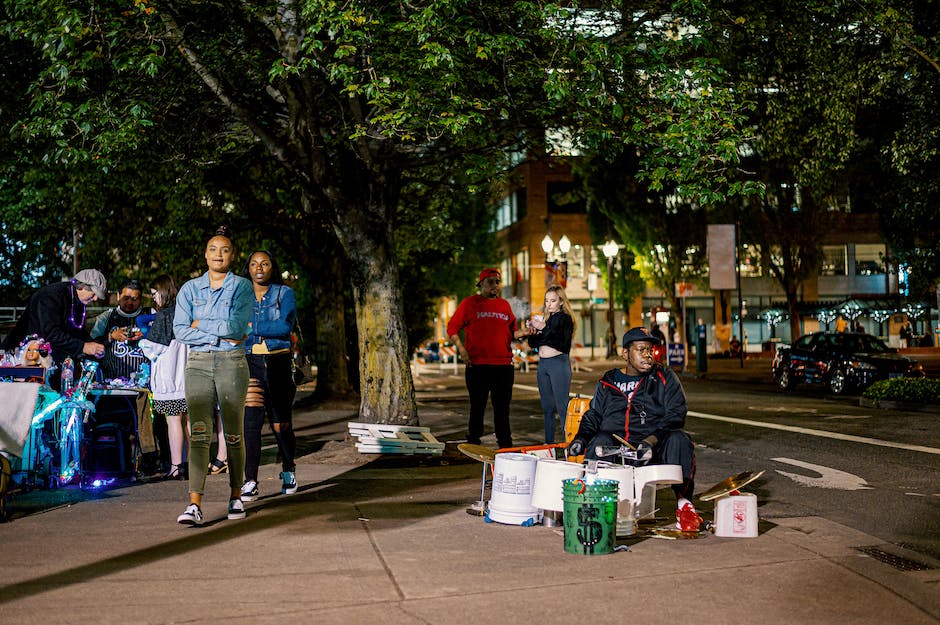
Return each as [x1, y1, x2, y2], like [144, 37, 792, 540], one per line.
[855, 244, 885, 275]
[821, 245, 847, 276]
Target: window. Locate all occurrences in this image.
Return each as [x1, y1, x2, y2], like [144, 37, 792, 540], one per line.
[820, 245, 847, 276]
[567, 245, 584, 279]
[855, 244, 885, 276]
[492, 189, 526, 231]
[514, 249, 529, 282]
[739, 244, 762, 277]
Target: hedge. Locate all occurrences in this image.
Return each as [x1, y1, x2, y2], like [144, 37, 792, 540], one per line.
[862, 377, 940, 404]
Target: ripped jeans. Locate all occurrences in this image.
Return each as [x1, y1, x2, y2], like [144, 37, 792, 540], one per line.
[184, 350, 249, 494]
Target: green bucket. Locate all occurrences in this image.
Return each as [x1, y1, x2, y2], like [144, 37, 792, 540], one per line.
[562, 478, 619, 555]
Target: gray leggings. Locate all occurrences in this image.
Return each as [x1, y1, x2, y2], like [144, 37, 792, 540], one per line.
[184, 350, 249, 494]
[536, 353, 571, 444]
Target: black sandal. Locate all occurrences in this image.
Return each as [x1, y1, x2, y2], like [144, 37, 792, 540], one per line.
[164, 464, 184, 480]
[208, 458, 228, 475]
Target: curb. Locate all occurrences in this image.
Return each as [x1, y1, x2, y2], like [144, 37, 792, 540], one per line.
[858, 397, 940, 414]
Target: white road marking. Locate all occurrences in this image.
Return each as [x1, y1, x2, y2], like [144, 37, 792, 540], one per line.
[748, 406, 817, 413]
[688, 410, 940, 456]
[772, 457, 872, 490]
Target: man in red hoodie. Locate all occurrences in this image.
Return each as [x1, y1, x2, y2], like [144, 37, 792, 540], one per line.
[447, 268, 528, 449]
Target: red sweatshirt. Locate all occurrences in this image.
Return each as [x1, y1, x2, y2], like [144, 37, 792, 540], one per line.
[446, 295, 516, 365]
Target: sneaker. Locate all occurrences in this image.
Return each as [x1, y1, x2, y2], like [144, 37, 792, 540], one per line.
[240, 480, 259, 502]
[227, 498, 246, 520]
[676, 501, 703, 532]
[281, 470, 297, 495]
[177, 503, 203, 526]
[208, 459, 228, 475]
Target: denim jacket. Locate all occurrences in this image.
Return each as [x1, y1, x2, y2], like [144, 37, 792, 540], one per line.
[173, 271, 254, 352]
[245, 284, 296, 353]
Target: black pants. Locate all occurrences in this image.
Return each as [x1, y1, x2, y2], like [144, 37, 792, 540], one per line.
[244, 353, 297, 481]
[585, 429, 696, 500]
[465, 364, 514, 449]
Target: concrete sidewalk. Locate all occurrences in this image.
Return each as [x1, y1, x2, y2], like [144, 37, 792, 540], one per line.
[1, 370, 938, 625]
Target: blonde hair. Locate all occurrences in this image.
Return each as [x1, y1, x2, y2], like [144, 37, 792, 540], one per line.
[543, 285, 576, 331]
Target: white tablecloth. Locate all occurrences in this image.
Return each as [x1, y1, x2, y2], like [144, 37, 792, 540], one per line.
[0, 383, 41, 459]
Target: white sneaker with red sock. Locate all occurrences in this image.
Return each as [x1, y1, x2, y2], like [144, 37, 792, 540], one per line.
[675, 498, 702, 531]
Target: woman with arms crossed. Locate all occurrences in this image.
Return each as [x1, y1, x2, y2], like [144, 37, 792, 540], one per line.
[173, 227, 254, 525]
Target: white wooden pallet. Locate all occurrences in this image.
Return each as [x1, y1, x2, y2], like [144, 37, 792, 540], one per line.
[348, 422, 444, 455]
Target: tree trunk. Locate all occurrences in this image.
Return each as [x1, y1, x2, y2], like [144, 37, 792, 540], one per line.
[349, 254, 416, 425]
[330, 189, 417, 425]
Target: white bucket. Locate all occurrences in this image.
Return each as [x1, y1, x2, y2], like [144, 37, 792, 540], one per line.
[595, 463, 637, 536]
[532, 459, 584, 512]
[595, 462, 635, 501]
[487, 453, 540, 525]
[714, 493, 759, 538]
[633, 463, 683, 520]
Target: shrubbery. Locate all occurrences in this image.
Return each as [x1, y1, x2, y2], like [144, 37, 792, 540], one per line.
[863, 378, 940, 404]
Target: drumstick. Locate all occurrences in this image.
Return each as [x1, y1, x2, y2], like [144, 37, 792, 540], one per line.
[612, 433, 635, 449]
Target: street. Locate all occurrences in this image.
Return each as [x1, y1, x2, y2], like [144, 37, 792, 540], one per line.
[415, 356, 940, 567]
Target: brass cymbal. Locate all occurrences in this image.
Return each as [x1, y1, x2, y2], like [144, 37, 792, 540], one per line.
[698, 470, 766, 501]
[457, 443, 497, 464]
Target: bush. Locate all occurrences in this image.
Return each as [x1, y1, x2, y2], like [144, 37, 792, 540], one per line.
[863, 377, 940, 404]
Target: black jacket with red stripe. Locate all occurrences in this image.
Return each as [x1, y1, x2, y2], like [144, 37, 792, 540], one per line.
[574, 363, 687, 446]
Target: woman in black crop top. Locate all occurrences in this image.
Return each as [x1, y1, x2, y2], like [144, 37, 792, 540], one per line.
[527, 285, 575, 443]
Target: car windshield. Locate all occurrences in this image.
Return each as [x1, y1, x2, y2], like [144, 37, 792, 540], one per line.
[830, 333, 890, 353]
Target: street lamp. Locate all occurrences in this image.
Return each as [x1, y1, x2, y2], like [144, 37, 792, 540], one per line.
[541, 234, 554, 257]
[558, 235, 571, 256]
[602, 239, 619, 358]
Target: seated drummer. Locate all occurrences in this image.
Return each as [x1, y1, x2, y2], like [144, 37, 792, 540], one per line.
[567, 326, 701, 531]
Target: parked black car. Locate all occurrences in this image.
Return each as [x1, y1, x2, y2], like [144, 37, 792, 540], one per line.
[772, 331, 925, 395]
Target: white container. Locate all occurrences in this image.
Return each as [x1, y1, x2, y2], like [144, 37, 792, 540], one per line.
[487, 453, 540, 525]
[714, 493, 759, 538]
[595, 463, 638, 536]
[532, 458, 584, 512]
[595, 463, 635, 501]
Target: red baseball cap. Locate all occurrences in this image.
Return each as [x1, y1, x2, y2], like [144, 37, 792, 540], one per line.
[477, 268, 501, 284]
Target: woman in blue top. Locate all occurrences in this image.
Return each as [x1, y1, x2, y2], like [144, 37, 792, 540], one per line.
[526, 284, 575, 443]
[173, 227, 255, 525]
[239, 250, 298, 502]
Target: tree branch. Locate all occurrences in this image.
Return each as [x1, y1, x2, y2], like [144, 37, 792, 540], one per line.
[158, 10, 312, 187]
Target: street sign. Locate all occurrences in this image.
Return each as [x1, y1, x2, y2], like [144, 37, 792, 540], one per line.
[675, 282, 694, 298]
[667, 343, 685, 367]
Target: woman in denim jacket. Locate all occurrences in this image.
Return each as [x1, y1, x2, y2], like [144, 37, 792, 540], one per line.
[173, 227, 254, 525]
[239, 250, 298, 502]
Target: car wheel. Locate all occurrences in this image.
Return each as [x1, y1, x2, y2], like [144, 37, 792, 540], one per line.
[829, 368, 847, 395]
[776, 367, 793, 390]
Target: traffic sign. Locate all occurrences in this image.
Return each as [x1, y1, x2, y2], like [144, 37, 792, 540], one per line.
[667, 343, 685, 367]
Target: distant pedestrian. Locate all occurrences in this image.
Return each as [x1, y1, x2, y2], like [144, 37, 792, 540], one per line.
[527, 285, 574, 444]
[899, 320, 912, 348]
[695, 318, 707, 373]
[447, 268, 527, 449]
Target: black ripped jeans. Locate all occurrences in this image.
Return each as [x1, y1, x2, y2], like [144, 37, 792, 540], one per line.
[244, 352, 297, 482]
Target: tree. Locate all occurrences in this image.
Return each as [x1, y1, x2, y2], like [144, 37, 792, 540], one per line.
[4, 1, 758, 424]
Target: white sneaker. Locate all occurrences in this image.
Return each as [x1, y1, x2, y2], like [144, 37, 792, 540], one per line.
[227, 498, 246, 520]
[177, 503, 203, 526]
[240, 480, 259, 502]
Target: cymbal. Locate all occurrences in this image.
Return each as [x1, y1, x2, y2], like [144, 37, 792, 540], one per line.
[457, 443, 497, 464]
[698, 470, 766, 502]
